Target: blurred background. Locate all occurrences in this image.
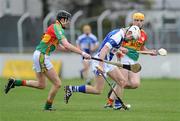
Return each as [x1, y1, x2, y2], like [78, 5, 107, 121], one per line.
[0, 0, 180, 78]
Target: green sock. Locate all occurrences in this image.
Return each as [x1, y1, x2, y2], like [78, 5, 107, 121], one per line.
[44, 102, 52, 110]
[15, 80, 23, 86]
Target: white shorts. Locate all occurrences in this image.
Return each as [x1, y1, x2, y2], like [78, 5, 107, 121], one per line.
[91, 54, 116, 76]
[120, 55, 137, 65]
[33, 50, 53, 72]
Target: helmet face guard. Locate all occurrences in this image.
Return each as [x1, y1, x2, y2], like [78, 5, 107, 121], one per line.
[125, 25, 141, 41]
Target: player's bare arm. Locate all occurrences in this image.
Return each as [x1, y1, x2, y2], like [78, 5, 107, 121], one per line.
[141, 45, 157, 56]
[56, 44, 70, 52]
[61, 38, 91, 59]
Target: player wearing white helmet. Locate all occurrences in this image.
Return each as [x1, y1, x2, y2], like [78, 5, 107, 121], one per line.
[64, 25, 141, 106]
[125, 25, 141, 40]
[104, 12, 158, 110]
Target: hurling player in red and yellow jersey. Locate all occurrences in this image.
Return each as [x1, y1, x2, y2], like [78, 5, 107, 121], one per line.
[105, 12, 158, 110]
[4, 10, 91, 111]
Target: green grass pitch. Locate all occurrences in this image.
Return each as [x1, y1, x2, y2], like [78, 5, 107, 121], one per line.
[0, 78, 180, 121]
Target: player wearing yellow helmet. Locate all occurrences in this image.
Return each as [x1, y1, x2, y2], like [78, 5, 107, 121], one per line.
[133, 12, 145, 21]
[104, 12, 158, 110]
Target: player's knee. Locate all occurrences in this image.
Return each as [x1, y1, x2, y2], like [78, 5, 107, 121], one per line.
[38, 82, 46, 89]
[56, 83, 61, 89]
[131, 81, 140, 89]
[117, 80, 126, 87]
[54, 81, 61, 89]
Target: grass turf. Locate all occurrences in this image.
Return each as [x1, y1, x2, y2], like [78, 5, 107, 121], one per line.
[0, 78, 180, 121]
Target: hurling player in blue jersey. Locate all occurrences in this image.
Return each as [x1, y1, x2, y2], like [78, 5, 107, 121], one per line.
[64, 25, 141, 105]
[76, 25, 99, 84]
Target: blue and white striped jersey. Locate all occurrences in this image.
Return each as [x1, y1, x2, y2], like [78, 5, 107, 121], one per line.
[97, 28, 125, 61]
[76, 33, 98, 54]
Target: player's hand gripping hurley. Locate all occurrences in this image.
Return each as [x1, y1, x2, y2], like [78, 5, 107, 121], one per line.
[96, 66, 128, 110]
[92, 57, 141, 73]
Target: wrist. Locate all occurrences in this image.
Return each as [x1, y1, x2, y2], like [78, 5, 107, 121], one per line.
[81, 51, 86, 56]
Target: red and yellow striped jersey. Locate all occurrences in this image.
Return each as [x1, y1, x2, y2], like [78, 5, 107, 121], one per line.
[36, 21, 66, 55]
